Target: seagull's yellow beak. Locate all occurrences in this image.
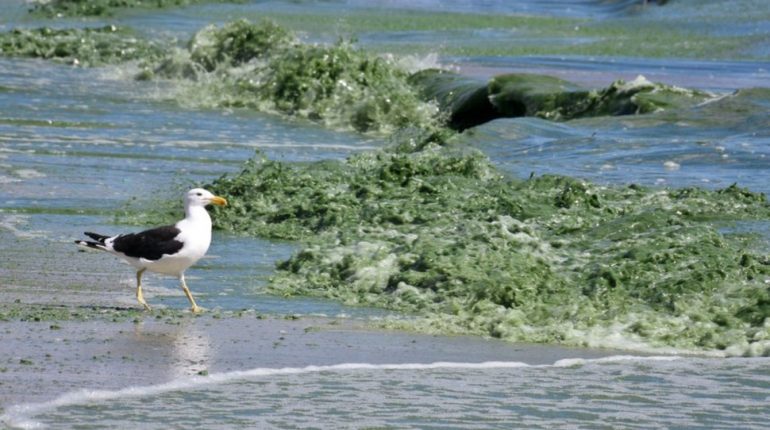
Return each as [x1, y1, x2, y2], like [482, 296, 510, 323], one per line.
[210, 195, 228, 206]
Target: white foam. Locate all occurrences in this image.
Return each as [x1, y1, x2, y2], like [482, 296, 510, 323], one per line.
[553, 355, 680, 368]
[1, 355, 676, 429]
[391, 52, 450, 74]
[663, 160, 681, 171]
[14, 169, 46, 179]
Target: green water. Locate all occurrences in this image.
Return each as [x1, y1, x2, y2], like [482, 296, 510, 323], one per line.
[27, 0, 245, 18]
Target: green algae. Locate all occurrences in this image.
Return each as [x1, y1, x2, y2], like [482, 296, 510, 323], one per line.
[187, 19, 294, 72]
[140, 20, 442, 134]
[28, 0, 245, 18]
[0, 303, 154, 323]
[207, 144, 493, 240]
[0, 25, 166, 67]
[147, 19, 295, 80]
[0, 303, 264, 327]
[207, 143, 770, 356]
[248, 40, 435, 133]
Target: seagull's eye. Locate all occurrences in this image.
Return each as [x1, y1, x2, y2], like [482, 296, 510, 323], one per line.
[196, 192, 202, 196]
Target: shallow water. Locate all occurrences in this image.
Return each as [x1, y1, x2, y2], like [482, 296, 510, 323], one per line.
[1, 0, 770, 428]
[455, 55, 770, 91]
[0, 55, 383, 316]
[7, 356, 770, 429]
[469, 108, 770, 194]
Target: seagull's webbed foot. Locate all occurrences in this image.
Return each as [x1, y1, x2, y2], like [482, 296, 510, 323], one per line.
[136, 294, 152, 311]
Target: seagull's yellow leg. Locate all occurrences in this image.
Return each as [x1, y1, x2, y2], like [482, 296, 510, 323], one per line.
[179, 273, 202, 313]
[136, 268, 151, 311]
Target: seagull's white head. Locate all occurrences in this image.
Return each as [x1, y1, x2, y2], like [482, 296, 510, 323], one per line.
[185, 188, 228, 208]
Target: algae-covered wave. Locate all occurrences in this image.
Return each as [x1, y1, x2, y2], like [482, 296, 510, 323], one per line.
[409, 70, 710, 130]
[140, 20, 710, 132]
[0, 19, 714, 133]
[139, 19, 444, 134]
[207, 142, 770, 356]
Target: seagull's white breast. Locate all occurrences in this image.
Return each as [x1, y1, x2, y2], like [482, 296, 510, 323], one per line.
[139, 207, 213, 276]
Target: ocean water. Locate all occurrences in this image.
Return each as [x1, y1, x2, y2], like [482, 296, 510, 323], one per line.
[5, 356, 770, 429]
[1, 0, 770, 428]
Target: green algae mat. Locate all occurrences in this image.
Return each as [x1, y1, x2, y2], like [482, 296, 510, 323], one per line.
[205, 142, 770, 356]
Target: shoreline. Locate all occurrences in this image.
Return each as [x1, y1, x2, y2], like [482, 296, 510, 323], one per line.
[0, 308, 621, 412]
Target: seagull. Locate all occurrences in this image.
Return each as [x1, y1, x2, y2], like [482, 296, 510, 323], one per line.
[75, 188, 228, 313]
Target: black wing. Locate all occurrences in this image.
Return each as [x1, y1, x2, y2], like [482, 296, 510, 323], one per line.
[112, 225, 184, 261]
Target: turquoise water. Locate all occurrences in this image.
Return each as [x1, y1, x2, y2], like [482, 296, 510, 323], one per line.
[1, 0, 770, 428]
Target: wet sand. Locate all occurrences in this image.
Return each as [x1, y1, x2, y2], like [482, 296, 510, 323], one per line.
[0, 308, 615, 412]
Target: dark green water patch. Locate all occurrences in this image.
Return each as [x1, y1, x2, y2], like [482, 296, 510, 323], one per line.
[0, 117, 115, 129]
[438, 22, 760, 60]
[0, 207, 115, 217]
[238, 7, 766, 60]
[657, 87, 770, 129]
[0, 303, 158, 323]
[28, 0, 245, 18]
[0, 25, 166, 66]
[0, 303, 304, 327]
[207, 145, 770, 356]
[409, 71, 711, 130]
